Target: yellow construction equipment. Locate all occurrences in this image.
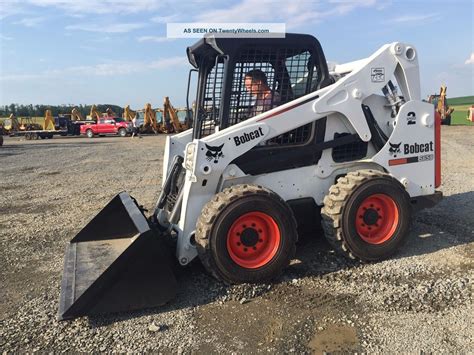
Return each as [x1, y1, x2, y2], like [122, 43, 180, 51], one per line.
[428, 85, 454, 125]
[144, 103, 159, 133]
[123, 105, 136, 122]
[162, 96, 188, 133]
[106, 107, 116, 117]
[436, 85, 454, 124]
[44, 110, 55, 130]
[3, 114, 20, 133]
[88, 105, 101, 122]
[19, 117, 42, 131]
[71, 108, 85, 121]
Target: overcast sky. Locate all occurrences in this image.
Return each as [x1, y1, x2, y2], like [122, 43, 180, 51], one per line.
[0, 0, 473, 108]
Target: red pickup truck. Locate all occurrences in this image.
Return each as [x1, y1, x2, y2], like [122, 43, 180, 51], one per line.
[80, 117, 132, 138]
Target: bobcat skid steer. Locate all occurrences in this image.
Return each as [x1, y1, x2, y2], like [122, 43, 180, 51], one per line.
[58, 34, 442, 320]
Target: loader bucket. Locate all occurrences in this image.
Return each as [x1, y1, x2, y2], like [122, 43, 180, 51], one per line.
[58, 192, 177, 320]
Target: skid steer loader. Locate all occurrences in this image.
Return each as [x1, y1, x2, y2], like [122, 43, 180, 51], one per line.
[58, 33, 442, 320]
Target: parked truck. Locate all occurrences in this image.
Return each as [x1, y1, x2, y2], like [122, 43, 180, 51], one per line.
[80, 117, 132, 138]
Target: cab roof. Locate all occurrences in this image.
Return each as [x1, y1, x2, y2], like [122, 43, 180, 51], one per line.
[186, 33, 324, 68]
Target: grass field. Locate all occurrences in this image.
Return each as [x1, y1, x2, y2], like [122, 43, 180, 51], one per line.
[448, 96, 474, 126]
[447, 95, 474, 106]
[451, 104, 474, 126]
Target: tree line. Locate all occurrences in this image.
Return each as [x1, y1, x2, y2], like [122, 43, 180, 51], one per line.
[0, 104, 124, 118]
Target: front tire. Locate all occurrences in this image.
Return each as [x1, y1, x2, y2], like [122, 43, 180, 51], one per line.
[196, 184, 297, 284]
[86, 129, 94, 138]
[118, 128, 127, 137]
[321, 170, 411, 262]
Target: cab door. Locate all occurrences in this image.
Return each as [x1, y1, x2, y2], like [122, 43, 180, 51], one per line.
[103, 119, 116, 134]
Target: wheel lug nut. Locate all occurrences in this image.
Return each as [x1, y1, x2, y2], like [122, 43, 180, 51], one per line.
[258, 229, 263, 233]
[242, 224, 246, 228]
[237, 242, 241, 246]
[253, 246, 257, 250]
[244, 248, 248, 252]
[259, 239, 263, 242]
[251, 223, 256, 227]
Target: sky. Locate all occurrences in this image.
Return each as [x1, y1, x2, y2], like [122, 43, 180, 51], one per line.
[0, 0, 473, 109]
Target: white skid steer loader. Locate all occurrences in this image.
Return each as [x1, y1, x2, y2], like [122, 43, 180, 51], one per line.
[58, 34, 442, 320]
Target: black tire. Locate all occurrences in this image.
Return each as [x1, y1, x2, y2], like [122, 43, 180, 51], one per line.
[195, 184, 298, 284]
[86, 129, 94, 138]
[321, 169, 411, 262]
[118, 128, 127, 137]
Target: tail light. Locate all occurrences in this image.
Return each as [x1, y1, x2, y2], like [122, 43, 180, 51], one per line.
[435, 111, 441, 188]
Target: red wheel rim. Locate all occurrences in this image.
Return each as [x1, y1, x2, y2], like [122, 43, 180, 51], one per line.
[226, 211, 281, 269]
[355, 193, 399, 245]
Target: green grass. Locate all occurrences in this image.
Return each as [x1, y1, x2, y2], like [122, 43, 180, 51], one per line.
[447, 95, 474, 106]
[451, 105, 474, 126]
[446, 95, 474, 126]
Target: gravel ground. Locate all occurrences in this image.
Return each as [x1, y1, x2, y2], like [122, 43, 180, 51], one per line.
[0, 127, 472, 353]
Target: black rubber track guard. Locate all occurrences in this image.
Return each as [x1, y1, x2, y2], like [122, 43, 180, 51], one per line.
[58, 192, 177, 320]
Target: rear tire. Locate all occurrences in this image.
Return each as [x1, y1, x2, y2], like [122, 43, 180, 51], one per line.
[321, 170, 411, 261]
[195, 184, 297, 284]
[86, 129, 94, 138]
[118, 128, 127, 137]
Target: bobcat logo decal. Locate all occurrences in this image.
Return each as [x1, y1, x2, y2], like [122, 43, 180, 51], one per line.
[389, 142, 402, 157]
[205, 143, 224, 163]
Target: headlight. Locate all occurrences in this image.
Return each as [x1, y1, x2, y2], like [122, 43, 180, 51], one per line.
[184, 143, 196, 170]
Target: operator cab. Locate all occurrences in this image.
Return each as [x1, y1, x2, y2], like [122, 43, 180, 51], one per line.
[186, 33, 340, 174]
[187, 33, 332, 142]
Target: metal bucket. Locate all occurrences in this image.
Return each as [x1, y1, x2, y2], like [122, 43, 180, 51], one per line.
[58, 192, 177, 320]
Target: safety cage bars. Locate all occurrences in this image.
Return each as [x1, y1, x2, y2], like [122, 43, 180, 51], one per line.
[196, 45, 319, 146]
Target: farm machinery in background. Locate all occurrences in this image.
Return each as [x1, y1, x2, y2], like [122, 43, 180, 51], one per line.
[428, 85, 454, 125]
[87, 105, 102, 122]
[163, 96, 191, 133]
[0, 111, 58, 140]
[15, 111, 64, 140]
[123, 105, 136, 122]
[131, 98, 193, 134]
[71, 108, 85, 121]
[1, 114, 20, 134]
[123, 103, 160, 133]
